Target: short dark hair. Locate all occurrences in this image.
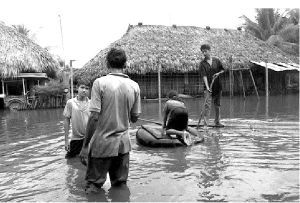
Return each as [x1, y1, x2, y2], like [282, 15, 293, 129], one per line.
[75, 79, 91, 88]
[200, 44, 211, 51]
[167, 90, 178, 99]
[167, 90, 184, 102]
[106, 48, 127, 69]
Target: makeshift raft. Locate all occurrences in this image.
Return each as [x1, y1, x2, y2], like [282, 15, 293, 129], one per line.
[136, 125, 204, 147]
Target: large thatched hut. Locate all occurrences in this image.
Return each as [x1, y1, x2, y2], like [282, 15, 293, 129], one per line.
[76, 24, 299, 98]
[0, 23, 59, 109]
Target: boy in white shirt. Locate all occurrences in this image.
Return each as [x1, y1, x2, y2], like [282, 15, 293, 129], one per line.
[63, 80, 90, 158]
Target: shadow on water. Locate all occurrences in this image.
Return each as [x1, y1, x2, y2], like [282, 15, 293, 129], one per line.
[0, 94, 299, 202]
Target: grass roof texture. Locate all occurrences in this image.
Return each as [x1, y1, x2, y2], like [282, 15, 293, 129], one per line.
[0, 23, 59, 78]
[76, 25, 299, 82]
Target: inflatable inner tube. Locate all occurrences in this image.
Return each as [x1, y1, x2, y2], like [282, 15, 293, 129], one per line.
[136, 124, 204, 147]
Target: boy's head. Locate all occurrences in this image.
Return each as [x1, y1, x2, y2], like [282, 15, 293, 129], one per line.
[75, 80, 90, 98]
[106, 48, 127, 69]
[200, 44, 211, 59]
[167, 90, 178, 99]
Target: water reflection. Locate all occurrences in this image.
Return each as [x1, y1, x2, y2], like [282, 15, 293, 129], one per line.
[134, 146, 190, 174]
[65, 159, 86, 200]
[197, 130, 228, 201]
[266, 96, 269, 119]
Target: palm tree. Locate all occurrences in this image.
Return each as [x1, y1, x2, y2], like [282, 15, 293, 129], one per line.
[241, 8, 299, 55]
[12, 24, 30, 36]
[286, 8, 299, 25]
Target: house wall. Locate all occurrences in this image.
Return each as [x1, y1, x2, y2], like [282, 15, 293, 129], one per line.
[130, 72, 204, 99]
[129, 68, 298, 99]
[250, 66, 299, 95]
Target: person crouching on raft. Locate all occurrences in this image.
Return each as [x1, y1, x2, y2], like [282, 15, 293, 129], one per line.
[162, 90, 198, 145]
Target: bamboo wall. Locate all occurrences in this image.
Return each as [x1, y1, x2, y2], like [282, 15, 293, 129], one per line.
[36, 94, 66, 109]
[130, 69, 297, 99]
[131, 72, 204, 99]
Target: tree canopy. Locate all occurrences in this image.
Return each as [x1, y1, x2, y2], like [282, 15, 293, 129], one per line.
[241, 8, 299, 55]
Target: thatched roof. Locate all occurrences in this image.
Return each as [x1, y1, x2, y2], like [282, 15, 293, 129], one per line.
[0, 23, 59, 78]
[76, 24, 299, 82]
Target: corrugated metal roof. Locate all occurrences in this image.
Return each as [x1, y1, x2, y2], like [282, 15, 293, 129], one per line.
[251, 61, 300, 72]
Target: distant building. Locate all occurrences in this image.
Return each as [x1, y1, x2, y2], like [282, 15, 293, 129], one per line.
[0, 23, 59, 110]
[76, 24, 299, 99]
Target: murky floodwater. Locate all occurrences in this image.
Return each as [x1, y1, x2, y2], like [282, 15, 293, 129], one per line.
[0, 94, 299, 202]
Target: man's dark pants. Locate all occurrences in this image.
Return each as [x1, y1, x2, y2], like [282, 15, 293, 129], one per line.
[85, 152, 129, 188]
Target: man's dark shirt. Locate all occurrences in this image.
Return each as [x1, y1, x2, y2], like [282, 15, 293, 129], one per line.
[199, 57, 224, 96]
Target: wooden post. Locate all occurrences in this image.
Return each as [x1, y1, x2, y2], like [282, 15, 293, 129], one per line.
[265, 93, 269, 119]
[265, 61, 269, 97]
[265, 61, 269, 119]
[1, 80, 4, 95]
[229, 56, 233, 97]
[229, 95, 233, 118]
[229, 67, 232, 97]
[22, 78, 26, 96]
[176, 74, 179, 92]
[239, 70, 246, 99]
[158, 64, 162, 121]
[249, 69, 259, 99]
[232, 70, 235, 96]
[70, 60, 75, 99]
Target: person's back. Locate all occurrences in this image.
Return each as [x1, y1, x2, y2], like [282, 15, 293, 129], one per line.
[162, 90, 188, 132]
[165, 99, 186, 112]
[80, 48, 141, 193]
[89, 73, 140, 157]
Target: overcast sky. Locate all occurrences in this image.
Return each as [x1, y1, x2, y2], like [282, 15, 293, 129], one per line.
[0, 0, 298, 68]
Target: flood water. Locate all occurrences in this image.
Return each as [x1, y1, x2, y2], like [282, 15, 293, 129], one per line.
[0, 94, 299, 202]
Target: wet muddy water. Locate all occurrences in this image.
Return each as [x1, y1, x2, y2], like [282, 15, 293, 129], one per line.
[0, 94, 299, 202]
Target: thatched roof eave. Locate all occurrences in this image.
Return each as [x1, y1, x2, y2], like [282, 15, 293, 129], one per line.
[76, 25, 298, 81]
[0, 23, 59, 78]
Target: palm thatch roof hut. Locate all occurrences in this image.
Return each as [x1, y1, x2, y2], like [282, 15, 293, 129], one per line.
[0, 23, 59, 78]
[0, 23, 59, 109]
[76, 24, 299, 98]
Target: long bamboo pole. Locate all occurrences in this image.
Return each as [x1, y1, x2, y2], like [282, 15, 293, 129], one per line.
[58, 15, 67, 96]
[249, 69, 259, 99]
[265, 61, 269, 119]
[158, 64, 162, 121]
[229, 64, 232, 97]
[232, 70, 235, 96]
[70, 60, 75, 98]
[1, 80, 4, 95]
[239, 70, 246, 99]
[265, 61, 269, 97]
[22, 78, 26, 96]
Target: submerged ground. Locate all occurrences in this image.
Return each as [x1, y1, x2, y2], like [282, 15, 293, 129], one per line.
[0, 94, 299, 202]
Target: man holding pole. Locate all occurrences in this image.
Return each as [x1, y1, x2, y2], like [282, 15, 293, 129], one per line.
[199, 44, 225, 127]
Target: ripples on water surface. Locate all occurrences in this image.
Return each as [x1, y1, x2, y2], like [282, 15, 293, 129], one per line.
[0, 95, 299, 202]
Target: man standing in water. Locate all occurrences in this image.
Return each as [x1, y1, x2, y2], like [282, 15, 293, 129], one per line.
[199, 44, 225, 127]
[80, 48, 141, 193]
[63, 80, 90, 158]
